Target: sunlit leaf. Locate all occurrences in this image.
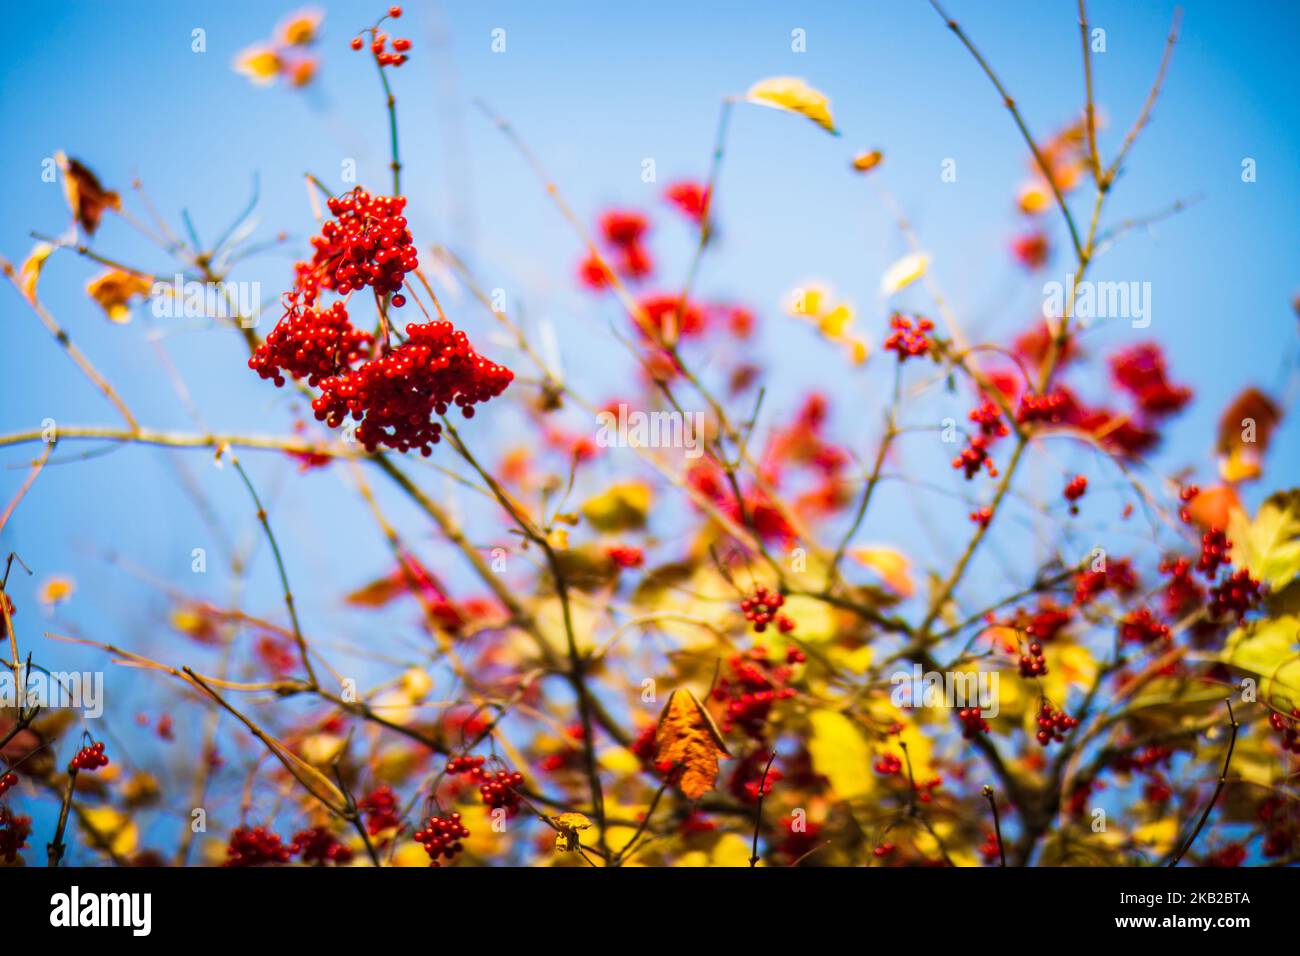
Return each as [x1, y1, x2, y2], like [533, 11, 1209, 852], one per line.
[746, 76, 838, 135]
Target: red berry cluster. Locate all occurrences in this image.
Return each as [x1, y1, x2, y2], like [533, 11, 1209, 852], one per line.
[1159, 556, 1204, 618]
[664, 180, 710, 224]
[1177, 485, 1199, 523]
[874, 752, 903, 776]
[873, 840, 896, 858]
[1208, 569, 1264, 621]
[1268, 708, 1300, 755]
[352, 9, 410, 65]
[1063, 474, 1087, 513]
[969, 399, 1009, 440]
[968, 506, 993, 528]
[1119, 606, 1171, 645]
[958, 706, 990, 738]
[1035, 702, 1077, 746]
[292, 826, 355, 864]
[953, 433, 999, 480]
[0, 807, 32, 864]
[980, 830, 1002, 864]
[0, 771, 16, 796]
[1073, 558, 1139, 605]
[358, 785, 402, 836]
[296, 189, 417, 302]
[1109, 343, 1192, 418]
[312, 320, 514, 454]
[1197, 528, 1232, 577]
[224, 826, 294, 866]
[69, 741, 109, 772]
[249, 301, 372, 387]
[479, 770, 525, 816]
[1020, 639, 1047, 678]
[413, 812, 470, 864]
[606, 545, 645, 569]
[1016, 390, 1066, 425]
[883, 313, 934, 361]
[739, 585, 795, 634]
[579, 209, 654, 289]
[711, 647, 801, 738]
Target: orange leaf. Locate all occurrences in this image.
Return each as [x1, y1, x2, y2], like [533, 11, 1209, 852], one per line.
[653, 689, 729, 800]
[57, 153, 121, 236]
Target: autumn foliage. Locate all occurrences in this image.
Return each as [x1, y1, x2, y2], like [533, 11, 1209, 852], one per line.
[1, 4, 1298, 871]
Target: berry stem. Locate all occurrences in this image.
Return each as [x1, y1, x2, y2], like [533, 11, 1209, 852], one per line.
[1168, 698, 1238, 867]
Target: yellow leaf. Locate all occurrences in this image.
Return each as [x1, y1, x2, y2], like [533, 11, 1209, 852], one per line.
[653, 689, 729, 800]
[233, 45, 283, 85]
[392, 841, 433, 867]
[746, 76, 838, 134]
[848, 546, 914, 598]
[777, 594, 836, 643]
[1132, 818, 1179, 856]
[81, 806, 139, 858]
[400, 667, 433, 701]
[86, 269, 152, 324]
[299, 733, 345, 765]
[880, 252, 929, 296]
[18, 243, 54, 302]
[581, 481, 652, 533]
[851, 150, 883, 173]
[38, 575, 75, 606]
[807, 710, 871, 799]
[553, 812, 592, 853]
[1228, 490, 1300, 591]
[1222, 614, 1300, 699]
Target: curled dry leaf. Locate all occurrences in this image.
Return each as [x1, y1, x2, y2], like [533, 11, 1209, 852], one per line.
[1216, 386, 1281, 483]
[56, 152, 120, 236]
[85, 269, 153, 323]
[18, 242, 54, 302]
[653, 688, 730, 800]
[746, 76, 838, 135]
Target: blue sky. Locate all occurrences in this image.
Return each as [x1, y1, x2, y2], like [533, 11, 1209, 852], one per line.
[1, 1, 1297, 857]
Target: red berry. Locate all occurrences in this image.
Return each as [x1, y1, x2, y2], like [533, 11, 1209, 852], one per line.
[350, 37, 363, 51]
[389, 5, 403, 17]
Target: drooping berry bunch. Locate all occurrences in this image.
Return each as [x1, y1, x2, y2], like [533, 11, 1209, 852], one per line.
[953, 433, 998, 480]
[249, 301, 372, 387]
[224, 826, 295, 866]
[1019, 639, 1047, 678]
[969, 399, 1009, 440]
[68, 741, 109, 772]
[958, 706, 990, 738]
[1197, 527, 1232, 577]
[711, 647, 801, 738]
[479, 770, 525, 816]
[0, 808, 32, 864]
[883, 313, 934, 361]
[312, 320, 514, 454]
[1268, 707, 1300, 755]
[292, 826, 355, 864]
[1208, 569, 1264, 621]
[358, 785, 402, 836]
[739, 585, 795, 634]
[1158, 556, 1204, 618]
[1073, 558, 1139, 605]
[413, 812, 470, 864]
[1035, 702, 1077, 746]
[295, 189, 418, 303]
